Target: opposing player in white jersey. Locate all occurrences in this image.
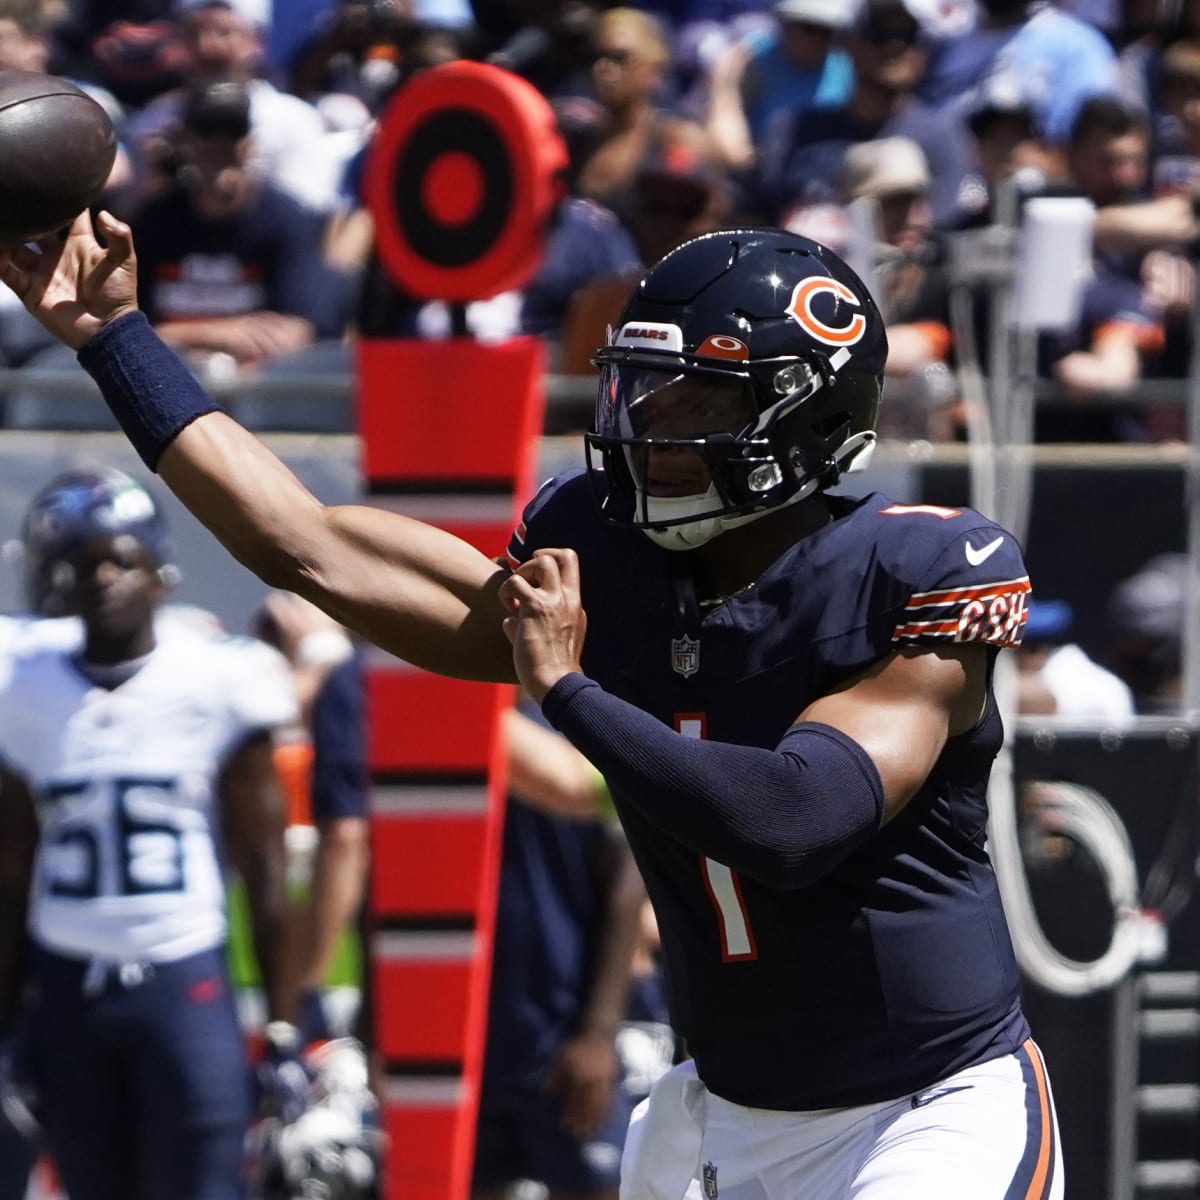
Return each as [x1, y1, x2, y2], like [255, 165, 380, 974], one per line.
[0, 469, 300, 1200]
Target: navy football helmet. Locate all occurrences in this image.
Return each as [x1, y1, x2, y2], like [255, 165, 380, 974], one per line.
[587, 229, 887, 550]
[20, 468, 174, 615]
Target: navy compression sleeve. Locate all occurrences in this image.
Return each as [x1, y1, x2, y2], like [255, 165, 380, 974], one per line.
[542, 674, 885, 888]
[78, 311, 219, 470]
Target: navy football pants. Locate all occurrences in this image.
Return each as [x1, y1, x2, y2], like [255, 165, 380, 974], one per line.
[25, 945, 252, 1200]
[0, 1116, 32, 1200]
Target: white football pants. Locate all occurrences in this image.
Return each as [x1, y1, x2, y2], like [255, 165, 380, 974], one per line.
[620, 1039, 1063, 1200]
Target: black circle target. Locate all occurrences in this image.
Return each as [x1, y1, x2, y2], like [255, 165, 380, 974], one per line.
[393, 108, 513, 270]
[366, 61, 566, 302]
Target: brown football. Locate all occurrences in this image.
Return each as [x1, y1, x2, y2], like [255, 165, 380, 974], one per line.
[0, 70, 117, 247]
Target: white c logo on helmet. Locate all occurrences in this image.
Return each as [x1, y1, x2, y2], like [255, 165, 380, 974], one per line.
[785, 277, 867, 347]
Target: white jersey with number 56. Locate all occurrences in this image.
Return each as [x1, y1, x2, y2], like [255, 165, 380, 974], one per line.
[0, 631, 298, 962]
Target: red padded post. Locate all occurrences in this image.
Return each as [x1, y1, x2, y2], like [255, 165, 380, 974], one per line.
[359, 335, 544, 1200]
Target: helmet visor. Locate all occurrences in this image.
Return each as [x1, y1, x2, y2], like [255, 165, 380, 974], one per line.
[596, 363, 757, 443]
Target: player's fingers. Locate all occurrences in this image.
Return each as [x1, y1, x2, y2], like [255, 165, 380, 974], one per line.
[0, 256, 26, 297]
[499, 571, 542, 609]
[541, 547, 580, 597]
[517, 550, 563, 592]
[95, 211, 134, 262]
[527, 548, 579, 602]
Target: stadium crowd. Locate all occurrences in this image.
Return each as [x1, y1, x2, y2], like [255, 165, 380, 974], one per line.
[0, 0, 1195, 441]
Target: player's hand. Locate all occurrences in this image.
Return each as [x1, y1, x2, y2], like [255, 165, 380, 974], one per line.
[254, 591, 349, 668]
[0, 209, 138, 350]
[257, 1020, 312, 1125]
[498, 548, 587, 702]
[545, 1029, 619, 1138]
[295, 987, 332, 1045]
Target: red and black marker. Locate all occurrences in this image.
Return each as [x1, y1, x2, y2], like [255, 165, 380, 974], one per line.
[365, 59, 567, 301]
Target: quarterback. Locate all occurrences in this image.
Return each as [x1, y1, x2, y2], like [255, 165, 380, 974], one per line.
[0, 215, 1061, 1197]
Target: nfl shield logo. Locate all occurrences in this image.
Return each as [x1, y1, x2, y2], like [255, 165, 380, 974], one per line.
[702, 1161, 718, 1198]
[671, 635, 700, 678]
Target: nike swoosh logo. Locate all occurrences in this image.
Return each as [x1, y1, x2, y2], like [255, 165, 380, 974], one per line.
[912, 1084, 974, 1108]
[965, 535, 1004, 566]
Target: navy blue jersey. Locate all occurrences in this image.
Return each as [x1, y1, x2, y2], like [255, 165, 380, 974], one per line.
[131, 180, 341, 336]
[506, 472, 1032, 1110]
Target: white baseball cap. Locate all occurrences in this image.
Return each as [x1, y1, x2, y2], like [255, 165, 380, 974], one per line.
[176, 0, 271, 29]
[774, 0, 856, 30]
[843, 137, 930, 200]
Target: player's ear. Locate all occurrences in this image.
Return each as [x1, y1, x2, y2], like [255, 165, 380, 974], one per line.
[158, 563, 181, 589]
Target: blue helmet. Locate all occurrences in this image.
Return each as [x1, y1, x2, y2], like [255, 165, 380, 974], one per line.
[21, 468, 173, 615]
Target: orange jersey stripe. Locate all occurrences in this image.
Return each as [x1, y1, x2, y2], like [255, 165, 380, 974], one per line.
[1022, 1038, 1053, 1200]
[893, 619, 963, 637]
[906, 577, 1031, 608]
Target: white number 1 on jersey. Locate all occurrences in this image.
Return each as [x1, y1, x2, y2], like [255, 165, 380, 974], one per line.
[677, 716, 757, 961]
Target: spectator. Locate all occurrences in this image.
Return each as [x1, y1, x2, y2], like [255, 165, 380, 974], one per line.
[920, 0, 1119, 146]
[840, 136, 958, 436]
[286, 0, 466, 122]
[755, 0, 975, 227]
[1129, 38, 1200, 389]
[0, 469, 299, 1200]
[1114, 0, 1171, 123]
[1014, 598, 1136, 720]
[479, 0, 601, 97]
[1107, 552, 1186, 713]
[946, 75, 1054, 227]
[1078, 78, 1200, 252]
[1072, 89, 1200, 392]
[520, 196, 642, 347]
[704, 0, 854, 171]
[518, 102, 642, 344]
[566, 7, 717, 227]
[555, 157, 735, 380]
[54, 0, 187, 109]
[3, 79, 345, 430]
[1066, 94, 1153, 212]
[130, 80, 340, 379]
[1033, 96, 1167, 440]
[122, 0, 355, 214]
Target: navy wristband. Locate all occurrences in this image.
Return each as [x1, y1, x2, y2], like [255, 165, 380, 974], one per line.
[77, 310, 220, 471]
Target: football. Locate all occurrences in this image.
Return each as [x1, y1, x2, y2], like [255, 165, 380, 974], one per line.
[0, 70, 117, 248]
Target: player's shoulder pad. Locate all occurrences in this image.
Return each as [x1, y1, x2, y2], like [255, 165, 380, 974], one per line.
[504, 468, 590, 570]
[866, 498, 1031, 650]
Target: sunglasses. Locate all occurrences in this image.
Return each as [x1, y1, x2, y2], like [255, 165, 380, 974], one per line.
[860, 22, 920, 46]
[591, 47, 633, 66]
[779, 18, 836, 35]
